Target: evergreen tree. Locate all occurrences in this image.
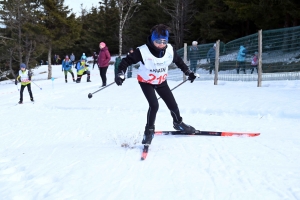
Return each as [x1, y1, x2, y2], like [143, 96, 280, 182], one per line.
[126, 0, 170, 49]
[40, 0, 81, 79]
[0, 0, 45, 76]
[223, 0, 300, 29]
[194, 0, 243, 43]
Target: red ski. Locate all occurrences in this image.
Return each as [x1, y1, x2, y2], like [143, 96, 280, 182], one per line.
[141, 145, 149, 160]
[141, 130, 259, 160]
[155, 130, 260, 137]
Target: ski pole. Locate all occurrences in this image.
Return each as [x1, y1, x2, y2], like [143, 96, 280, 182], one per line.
[31, 81, 42, 90]
[88, 81, 115, 99]
[157, 79, 189, 100]
[157, 73, 200, 100]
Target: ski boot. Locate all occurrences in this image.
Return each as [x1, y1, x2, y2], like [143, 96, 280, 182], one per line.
[173, 120, 196, 133]
[18, 101, 23, 104]
[76, 76, 81, 83]
[142, 125, 155, 145]
[30, 98, 34, 102]
[87, 75, 91, 82]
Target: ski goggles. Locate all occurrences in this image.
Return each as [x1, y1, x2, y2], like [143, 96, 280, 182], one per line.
[154, 39, 168, 44]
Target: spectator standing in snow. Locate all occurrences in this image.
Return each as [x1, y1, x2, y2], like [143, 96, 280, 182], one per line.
[54, 54, 57, 65]
[207, 43, 216, 74]
[56, 55, 61, 65]
[62, 55, 75, 83]
[80, 53, 87, 62]
[114, 56, 122, 78]
[70, 53, 75, 67]
[15, 63, 34, 104]
[115, 24, 197, 146]
[97, 42, 111, 87]
[188, 41, 199, 73]
[250, 52, 259, 74]
[236, 45, 247, 74]
[92, 52, 98, 69]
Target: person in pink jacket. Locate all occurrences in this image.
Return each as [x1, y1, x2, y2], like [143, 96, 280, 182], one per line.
[97, 42, 111, 87]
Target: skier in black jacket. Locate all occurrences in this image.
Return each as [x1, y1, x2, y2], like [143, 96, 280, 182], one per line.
[92, 52, 98, 69]
[115, 24, 197, 145]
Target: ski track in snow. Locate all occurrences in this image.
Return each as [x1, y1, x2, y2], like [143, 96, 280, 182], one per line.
[0, 61, 300, 199]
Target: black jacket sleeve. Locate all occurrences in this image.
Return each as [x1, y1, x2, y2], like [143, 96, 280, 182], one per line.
[173, 50, 190, 74]
[118, 49, 143, 74]
[28, 71, 32, 80]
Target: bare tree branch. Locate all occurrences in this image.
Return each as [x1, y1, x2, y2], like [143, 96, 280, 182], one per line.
[159, 0, 198, 49]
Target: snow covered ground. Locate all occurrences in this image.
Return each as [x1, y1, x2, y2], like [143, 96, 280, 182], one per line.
[0, 59, 300, 200]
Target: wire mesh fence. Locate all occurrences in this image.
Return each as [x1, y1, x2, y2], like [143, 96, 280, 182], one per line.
[172, 26, 300, 82]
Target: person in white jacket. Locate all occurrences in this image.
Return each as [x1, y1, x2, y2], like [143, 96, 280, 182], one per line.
[115, 24, 197, 145]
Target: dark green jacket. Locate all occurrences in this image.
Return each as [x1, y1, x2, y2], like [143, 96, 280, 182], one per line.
[114, 56, 122, 76]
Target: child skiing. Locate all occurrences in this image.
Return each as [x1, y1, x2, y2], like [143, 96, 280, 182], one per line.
[15, 63, 34, 104]
[62, 55, 75, 83]
[115, 24, 197, 147]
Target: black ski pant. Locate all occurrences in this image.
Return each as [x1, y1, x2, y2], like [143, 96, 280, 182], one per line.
[139, 81, 182, 127]
[93, 60, 98, 69]
[20, 83, 33, 102]
[76, 71, 90, 82]
[209, 59, 215, 74]
[237, 61, 246, 74]
[99, 66, 108, 85]
[251, 66, 258, 74]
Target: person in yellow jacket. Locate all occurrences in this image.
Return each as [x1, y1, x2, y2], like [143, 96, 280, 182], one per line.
[75, 58, 91, 83]
[15, 63, 34, 104]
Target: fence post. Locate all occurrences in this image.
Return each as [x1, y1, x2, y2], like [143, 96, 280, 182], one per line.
[183, 43, 187, 81]
[257, 30, 262, 87]
[214, 40, 220, 85]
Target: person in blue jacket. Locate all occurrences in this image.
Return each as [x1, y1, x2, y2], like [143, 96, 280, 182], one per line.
[80, 53, 87, 62]
[236, 45, 247, 74]
[188, 41, 199, 73]
[207, 43, 216, 74]
[62, 55, 75, 83]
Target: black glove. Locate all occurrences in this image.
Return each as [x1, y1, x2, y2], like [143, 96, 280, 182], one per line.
[15, 79, 18, 85]
[115, 72, 125, 86]
[185, 70, 197, 83]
